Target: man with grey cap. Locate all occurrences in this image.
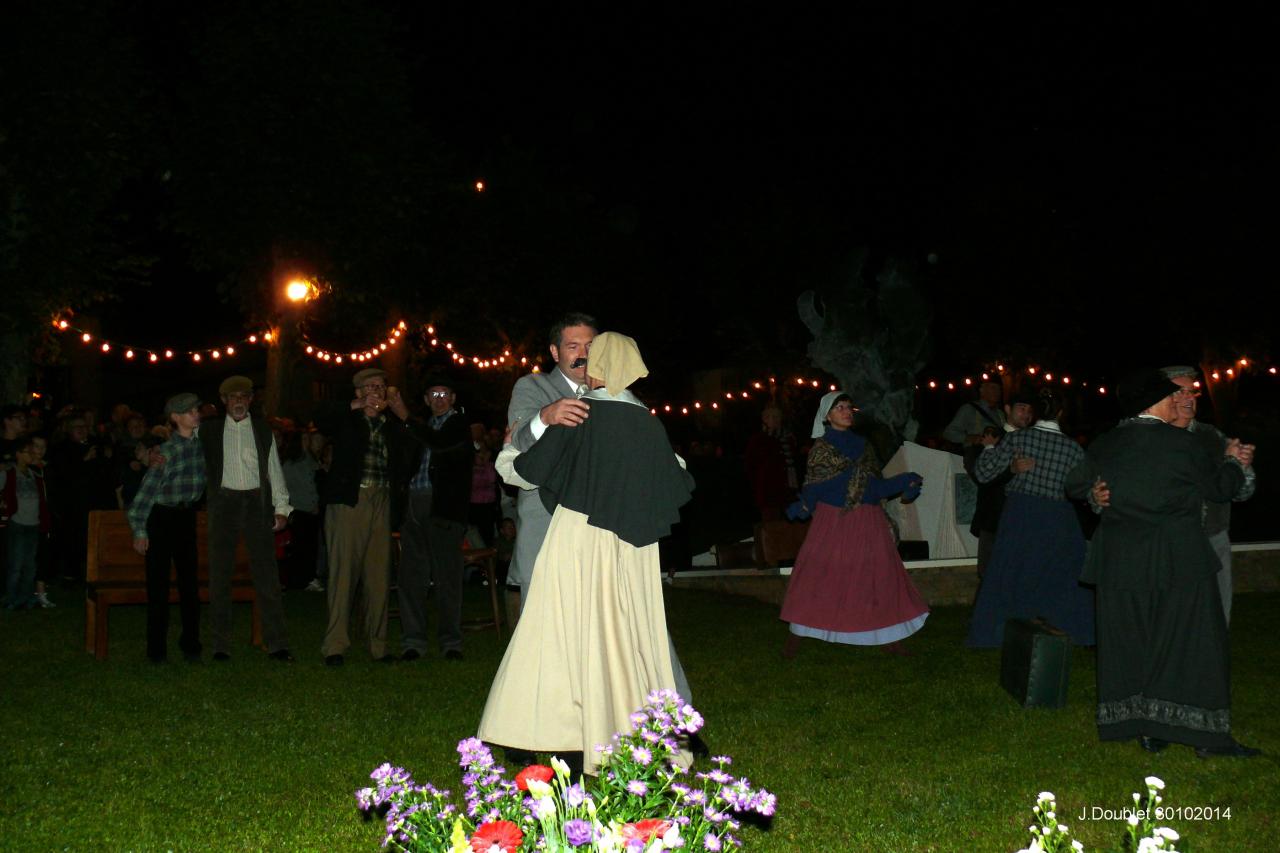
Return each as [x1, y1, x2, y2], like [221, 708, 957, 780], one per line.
[1161, 365, 1257, 626]
[127, 392, 206, 663]
[316, 366, 415, 664]
[204, 376, 294, 662]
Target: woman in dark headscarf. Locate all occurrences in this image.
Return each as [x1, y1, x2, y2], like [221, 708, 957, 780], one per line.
[780, 392, 928, 657]
[1065, 370, 1259, 758]
[477, 333, 695, 775]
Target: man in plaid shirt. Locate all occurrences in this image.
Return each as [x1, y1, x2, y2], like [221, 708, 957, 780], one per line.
[127, 392, 206, 663]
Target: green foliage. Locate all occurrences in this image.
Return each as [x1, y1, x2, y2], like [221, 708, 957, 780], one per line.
[1, 588, 1276, 849]
[798, 250, 931, 447]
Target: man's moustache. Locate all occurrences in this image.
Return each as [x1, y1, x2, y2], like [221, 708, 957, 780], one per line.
[570, 358, 587, 369]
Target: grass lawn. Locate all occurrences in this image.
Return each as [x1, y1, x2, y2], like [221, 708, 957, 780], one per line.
[2, 583, 1277, 851]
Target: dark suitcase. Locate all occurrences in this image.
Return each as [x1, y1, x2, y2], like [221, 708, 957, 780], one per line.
[1000, 618, 1071, 708]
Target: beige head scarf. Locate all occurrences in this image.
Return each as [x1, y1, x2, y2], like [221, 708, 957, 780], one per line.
[586, 331, 649, 396]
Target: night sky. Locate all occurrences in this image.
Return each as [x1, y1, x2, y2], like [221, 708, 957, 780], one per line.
[8, 3, 1275, 411]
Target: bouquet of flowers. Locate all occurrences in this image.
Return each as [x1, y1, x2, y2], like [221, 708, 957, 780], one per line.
[356, 689, 776, 852]
[1014, 777, 1183, 853]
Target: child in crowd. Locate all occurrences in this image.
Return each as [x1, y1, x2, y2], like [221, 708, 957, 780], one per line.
[127, 393, 206, 663]
[2, 437, 52, 610]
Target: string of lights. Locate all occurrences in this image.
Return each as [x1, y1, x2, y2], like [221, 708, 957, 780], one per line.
[50, 314, 1272, 417]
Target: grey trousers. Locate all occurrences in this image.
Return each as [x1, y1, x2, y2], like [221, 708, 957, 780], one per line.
[399, 491, 467, 654]
[1209, 530, 1232, 626]
[208, 488, 289, 654]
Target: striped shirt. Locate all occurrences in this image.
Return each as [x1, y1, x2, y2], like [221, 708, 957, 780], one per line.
[219, 415, 292, 515]
[975, 420, 1084, 501]
[127, 432, 206, 537]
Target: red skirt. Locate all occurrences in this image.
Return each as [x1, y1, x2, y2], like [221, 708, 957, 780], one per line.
[780, 503, 929, 645]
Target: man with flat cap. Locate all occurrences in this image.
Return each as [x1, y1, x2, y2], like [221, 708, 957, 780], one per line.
[399, 372, 473, 661]
[1066, 369, 1259, 758]
[1161, 365, 1256, 625]
[317, 367, 415, 665]
[127, 392, 206, 663]
[205, 376, 295, 662]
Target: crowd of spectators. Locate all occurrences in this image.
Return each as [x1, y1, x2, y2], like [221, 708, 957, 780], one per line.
[0, 397, 517, 614]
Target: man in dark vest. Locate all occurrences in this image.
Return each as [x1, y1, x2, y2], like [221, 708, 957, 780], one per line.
[205, 375, 295, 662]
[400, 372, 473, 661]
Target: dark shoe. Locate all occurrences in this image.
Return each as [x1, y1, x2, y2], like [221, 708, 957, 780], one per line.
[782, 634, 801, 660]
[505, 747, 536, 767]
[688, 732, 711, 759]
[401, 648, 422, 662]
[374, 654, 396, 664]
[1138, 736, 1169, 753]
[444, 649, 463, 661]
[269, 649, 296, 663]
[325, 654, 345, 667]
[1196, 739, 1262, 759]
[212, 652, 231, 662]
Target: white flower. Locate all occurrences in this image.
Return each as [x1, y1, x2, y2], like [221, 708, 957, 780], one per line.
[1154, 827, 1180, 841]
[525, 778, 553, 799]
[1137, 839, 1160, 853]
[1144, 776, 1165, 791]
[534, 796, 556, 820]
[1071, 842, 1083, 852]
[662, 822, 684, 848]
[1056, 824, 1069, 834]
[1133, 793, 1142, 804]
[1047, 811, 1056, 820]
[1128, 815, 1140, 827]
[550, 756, 571, 778]
[1155, 796, 1163, 805]
[1029, 825, 1040, 833]
[1038, 792, 1056, 803]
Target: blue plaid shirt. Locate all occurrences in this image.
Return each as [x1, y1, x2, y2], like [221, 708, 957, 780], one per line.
[975, 421, 1084, 501]
[127, 432, 206, 537]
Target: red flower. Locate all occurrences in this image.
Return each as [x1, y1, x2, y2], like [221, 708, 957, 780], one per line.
[513, 764, 554, 791]
[621, 818, 672, 843]
[470, 820, 524, 853]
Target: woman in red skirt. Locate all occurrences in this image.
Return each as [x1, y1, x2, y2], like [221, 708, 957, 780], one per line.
[781, 392, 928, 657]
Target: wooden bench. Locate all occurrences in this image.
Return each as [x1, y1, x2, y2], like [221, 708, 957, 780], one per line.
[85, 510, 262, 660]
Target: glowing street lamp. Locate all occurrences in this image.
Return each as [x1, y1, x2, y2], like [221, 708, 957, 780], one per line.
[285, 279, 313, 302]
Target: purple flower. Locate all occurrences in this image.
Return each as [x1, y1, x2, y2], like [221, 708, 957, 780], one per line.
[565, 783, 586, 808]
[753, 789, 777, 817]
[631, 746, 653, 766]
[711, 755, 732, 766]
[683, 790, 706, 806]
[627, 780, 649, 797]
[564, 818, 594, 847]
[704, 833, 722, 851]
[707, 769, 732, 785]
[456, 737, 493, 768]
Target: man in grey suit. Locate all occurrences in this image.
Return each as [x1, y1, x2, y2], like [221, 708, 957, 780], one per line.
[503, 313, 701, 732]
[506, 312, 596, 622]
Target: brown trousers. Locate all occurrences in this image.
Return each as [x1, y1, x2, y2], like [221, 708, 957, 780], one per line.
[322, 486, 391, 658]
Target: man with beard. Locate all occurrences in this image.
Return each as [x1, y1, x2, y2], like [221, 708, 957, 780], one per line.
[204, 376, 295, 662]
